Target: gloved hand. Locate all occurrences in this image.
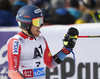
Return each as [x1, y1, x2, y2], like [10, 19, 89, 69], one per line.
[63, 27, 79, 49]
[53, 27, 79, 64]
[8, 70, 24, 79]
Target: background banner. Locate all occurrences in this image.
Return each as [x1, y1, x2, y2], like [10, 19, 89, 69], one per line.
[0, 32, 17, 79]
[0, 23, 100, 79]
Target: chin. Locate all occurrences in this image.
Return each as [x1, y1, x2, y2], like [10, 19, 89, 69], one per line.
[34, 34, 40, 37]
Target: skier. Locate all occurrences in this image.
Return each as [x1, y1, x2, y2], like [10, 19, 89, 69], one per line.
[7, 5, 79, 79]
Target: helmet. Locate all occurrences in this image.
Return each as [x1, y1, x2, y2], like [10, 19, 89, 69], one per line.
[81, 0, 100, 9]
[16, 5, 43, 31]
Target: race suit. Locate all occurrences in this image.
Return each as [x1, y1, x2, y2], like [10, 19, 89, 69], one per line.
[7, 32, 58, 79]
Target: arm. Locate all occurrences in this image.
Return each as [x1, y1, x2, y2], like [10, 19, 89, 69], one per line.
[7, 38, 24, 79]
[44, 27, 79, 69]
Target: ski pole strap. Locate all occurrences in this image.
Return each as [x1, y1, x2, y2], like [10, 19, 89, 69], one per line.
[65, 47, 76, 62]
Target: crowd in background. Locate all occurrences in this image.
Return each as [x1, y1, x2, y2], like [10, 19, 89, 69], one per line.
[0, 0, 100, 27]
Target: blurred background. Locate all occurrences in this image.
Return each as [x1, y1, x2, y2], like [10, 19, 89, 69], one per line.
[0, 0, 100, 27]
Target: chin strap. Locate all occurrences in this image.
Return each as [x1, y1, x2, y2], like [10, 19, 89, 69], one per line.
[28, 25, 36, 40]
[21, 22, 36, 40]
[28, 29, 36, 40]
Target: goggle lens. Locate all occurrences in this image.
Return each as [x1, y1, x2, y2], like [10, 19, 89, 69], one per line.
[32, 17, 43, 27]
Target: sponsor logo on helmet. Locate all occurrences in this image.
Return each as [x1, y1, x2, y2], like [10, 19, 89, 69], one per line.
[24, 15, 30, 18]
[19, 14, 22, 16]
[34, 9, 42, 14]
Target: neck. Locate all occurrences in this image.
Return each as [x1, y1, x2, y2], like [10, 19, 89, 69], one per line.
[22, 30, 36, 40]
[22, 30, 33, 37]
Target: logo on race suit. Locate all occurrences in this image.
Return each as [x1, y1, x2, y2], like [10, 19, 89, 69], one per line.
[33, 68, 45, 77]
[48, 52, 52, 57]
[13, 40, 19, 54]
[23, 69, 33, 78]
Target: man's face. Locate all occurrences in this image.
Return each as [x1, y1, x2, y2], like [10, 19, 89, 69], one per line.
[30, 25, 42, 37]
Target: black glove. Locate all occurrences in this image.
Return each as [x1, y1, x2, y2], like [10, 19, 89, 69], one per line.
[63, 27, 79, 49]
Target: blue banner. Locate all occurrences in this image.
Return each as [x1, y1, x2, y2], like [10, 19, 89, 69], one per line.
[0, 32, 17, 79]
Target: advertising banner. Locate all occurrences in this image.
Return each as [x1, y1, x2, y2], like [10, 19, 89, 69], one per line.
[0, 32, 17, 79]
[0, 23, 100, 79]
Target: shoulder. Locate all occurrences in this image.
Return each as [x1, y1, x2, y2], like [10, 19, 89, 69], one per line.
[36, 35, 48, 45]
[37, 35, 46, 41]
[7, 35, 19, 45]
[7, 32, 23, 45]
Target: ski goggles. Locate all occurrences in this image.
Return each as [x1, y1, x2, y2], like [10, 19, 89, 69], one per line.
[32, 17, 43, 27]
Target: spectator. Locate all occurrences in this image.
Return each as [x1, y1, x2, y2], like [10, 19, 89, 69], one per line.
[29, 0, 43, 8]
[75, 0, 100, 24]
[0, 0, 18, 26]
[51, 0, 66, 9]
[67, 0, 82, 20]
[50, 0, 75, 25]
[50, 8, 75, 25]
